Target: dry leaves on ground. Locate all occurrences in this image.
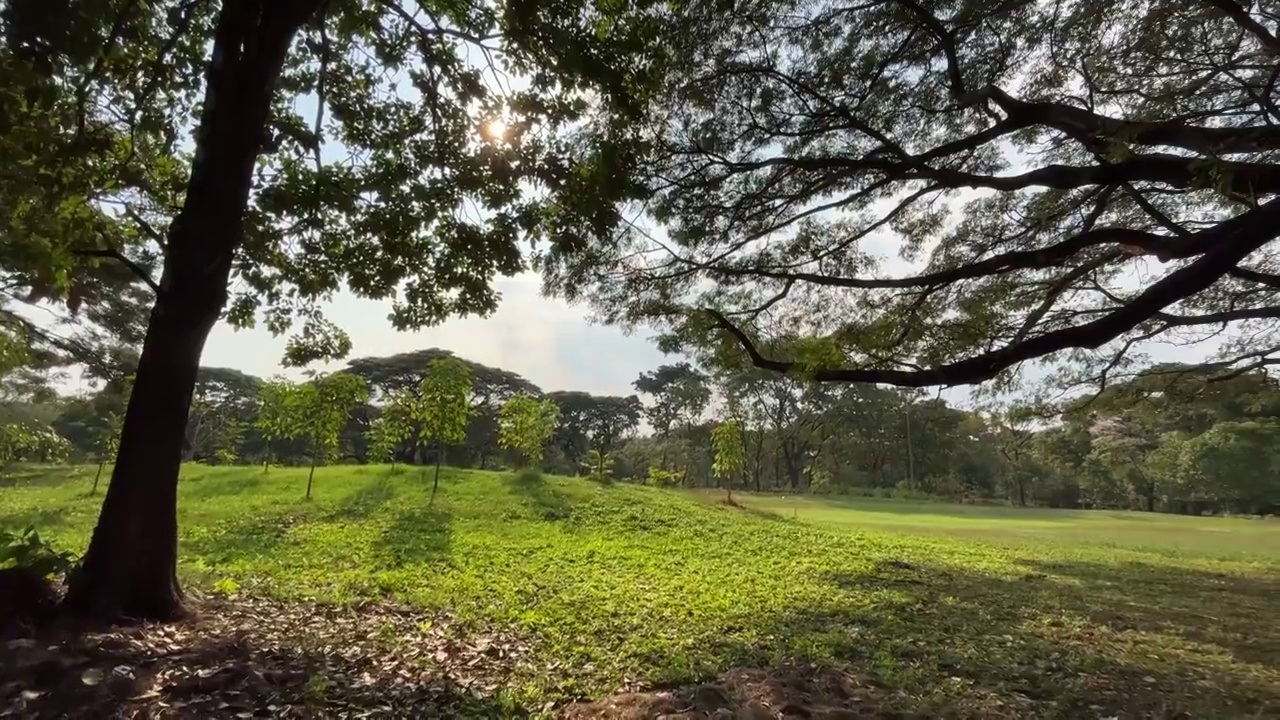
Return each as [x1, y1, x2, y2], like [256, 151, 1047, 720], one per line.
[0, 595, 530, 718]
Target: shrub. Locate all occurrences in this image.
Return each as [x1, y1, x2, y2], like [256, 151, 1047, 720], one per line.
[0, 526, 76, 579]
[646, 466, 683, 488]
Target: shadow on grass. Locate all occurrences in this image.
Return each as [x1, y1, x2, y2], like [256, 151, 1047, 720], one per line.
[504, 473, 572, 521]
[709, 493, 793, 524]
[0, 506, 70, 531]
[706, 558, 1280, 718]
[328, 476, 398, 521]
[183, 511, 304, 565]
[2, 617, 524, 718]
[1017, 558, 1280, 667]
[377, 506, 452, 567]
[0, 466, 85, 489]
[180, 472, 264, 501]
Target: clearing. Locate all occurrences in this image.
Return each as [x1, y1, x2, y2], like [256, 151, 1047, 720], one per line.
[1, 465, 1278, 718]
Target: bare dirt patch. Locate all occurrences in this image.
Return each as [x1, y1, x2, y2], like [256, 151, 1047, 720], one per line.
[559, 665, 966, 719]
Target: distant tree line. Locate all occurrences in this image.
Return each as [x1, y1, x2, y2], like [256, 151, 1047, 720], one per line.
[3, 349, 1277, 516]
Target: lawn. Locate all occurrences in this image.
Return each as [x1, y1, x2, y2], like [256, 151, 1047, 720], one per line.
[2, 464, 1278, 718]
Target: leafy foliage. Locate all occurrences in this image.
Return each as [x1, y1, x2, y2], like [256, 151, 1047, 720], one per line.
[0, 422, 70, 467]
[418, 357, 473, 452]
[645, 465, 683, 488]
[710, 420, 746, 490]
[580, 448, 614, 484]
[296, 374, 369, 466]
[0, 526, 76, 579]
[498, 394, 560, 468]
[545, 0, 1280, 394]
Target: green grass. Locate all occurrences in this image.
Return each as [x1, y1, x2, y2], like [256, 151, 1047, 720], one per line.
[3, 464, 1278, 717]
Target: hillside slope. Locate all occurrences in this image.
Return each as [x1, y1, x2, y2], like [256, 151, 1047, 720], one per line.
[2, 465, 1277, 716]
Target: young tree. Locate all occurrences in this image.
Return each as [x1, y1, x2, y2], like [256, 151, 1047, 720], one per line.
[256, 378, 296, 473]
[418, 358, 472, 500]
[90, 413, 123, 496]
[581, 449, 614, 484]
[295, 373, 368, 500]
[711, 420, 746, 502]
[498, 395, 560, 470]
[364, 418, 395, 466]
[11, 0, 661, 620]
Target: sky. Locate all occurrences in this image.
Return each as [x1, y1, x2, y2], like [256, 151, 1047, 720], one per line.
[199, 273, 669, 397]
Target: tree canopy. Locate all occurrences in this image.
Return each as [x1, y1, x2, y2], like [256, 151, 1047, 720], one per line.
[543, 0, 1280, 393]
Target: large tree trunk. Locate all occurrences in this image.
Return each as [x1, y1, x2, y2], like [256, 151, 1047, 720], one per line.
[61, 296, 221, 620]
[60, 0, 319, 622]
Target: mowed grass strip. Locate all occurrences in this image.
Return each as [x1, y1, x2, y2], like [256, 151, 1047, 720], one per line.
[2, 464, 1277, 717]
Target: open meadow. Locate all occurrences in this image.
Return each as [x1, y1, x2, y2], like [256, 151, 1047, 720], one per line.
[2, 464, 1278, 718]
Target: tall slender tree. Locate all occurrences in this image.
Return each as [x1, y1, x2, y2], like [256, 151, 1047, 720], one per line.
[417, 357, 472, 500]
[295, 372, 368, 500]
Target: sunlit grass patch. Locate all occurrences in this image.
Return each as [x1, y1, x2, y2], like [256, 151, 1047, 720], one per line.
[2, 464, 1276, 716]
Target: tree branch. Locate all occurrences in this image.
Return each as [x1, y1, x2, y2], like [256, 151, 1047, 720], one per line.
[1203, 0, 1280, 54]
[75, 248, 161, 294]
[706, 197, 1280, 387]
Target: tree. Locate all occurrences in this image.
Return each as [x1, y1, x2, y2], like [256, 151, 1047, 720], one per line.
[364, 391, 415, 470]
[711, 420, 746, 502]
[294, 373, 368, 500]
[498, 394, 560, 469]
[417, 357, 472, 500]
[185, 368, 262, 463]
[90, 413, 122, 496]
[256, 378, 296, 473]
[347, 348, 541, 468]
[581, 448, 614, 484]
[1088, 414, 1163, 511]
[545, 0, 1280, 399]
[1180, 420, 1280, 514]
[11, 0, 660, 620]
[0, 423, 69, 475]
[633, 363, 709, 475]
[546, 391, 642, 474]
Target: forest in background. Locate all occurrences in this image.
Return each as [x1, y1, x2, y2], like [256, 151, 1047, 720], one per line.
[5, 347, 1278, 516]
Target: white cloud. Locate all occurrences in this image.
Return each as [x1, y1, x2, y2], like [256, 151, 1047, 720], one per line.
[201, 273, 666, 396]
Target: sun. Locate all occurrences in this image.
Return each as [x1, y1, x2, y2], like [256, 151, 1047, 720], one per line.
[482, 117, 508, 143]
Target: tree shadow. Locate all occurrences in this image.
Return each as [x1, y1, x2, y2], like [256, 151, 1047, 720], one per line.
[504, 473, 572, 521]
[0, 466, 84, 489]
[1015, 558, 1280, 668]
[1, 601, 526, 719]
[0, 507, 69, 531]
[769, 494, 1078, 523]
[179, 473, 263, 501]
[700, 558, 1280, 718]
[328, 476, 398, 521]
[377, 506, 452, 567]
[182, 511, 304, 566]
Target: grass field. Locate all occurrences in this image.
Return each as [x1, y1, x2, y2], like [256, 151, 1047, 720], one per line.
[2, 464, 1278, 717]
